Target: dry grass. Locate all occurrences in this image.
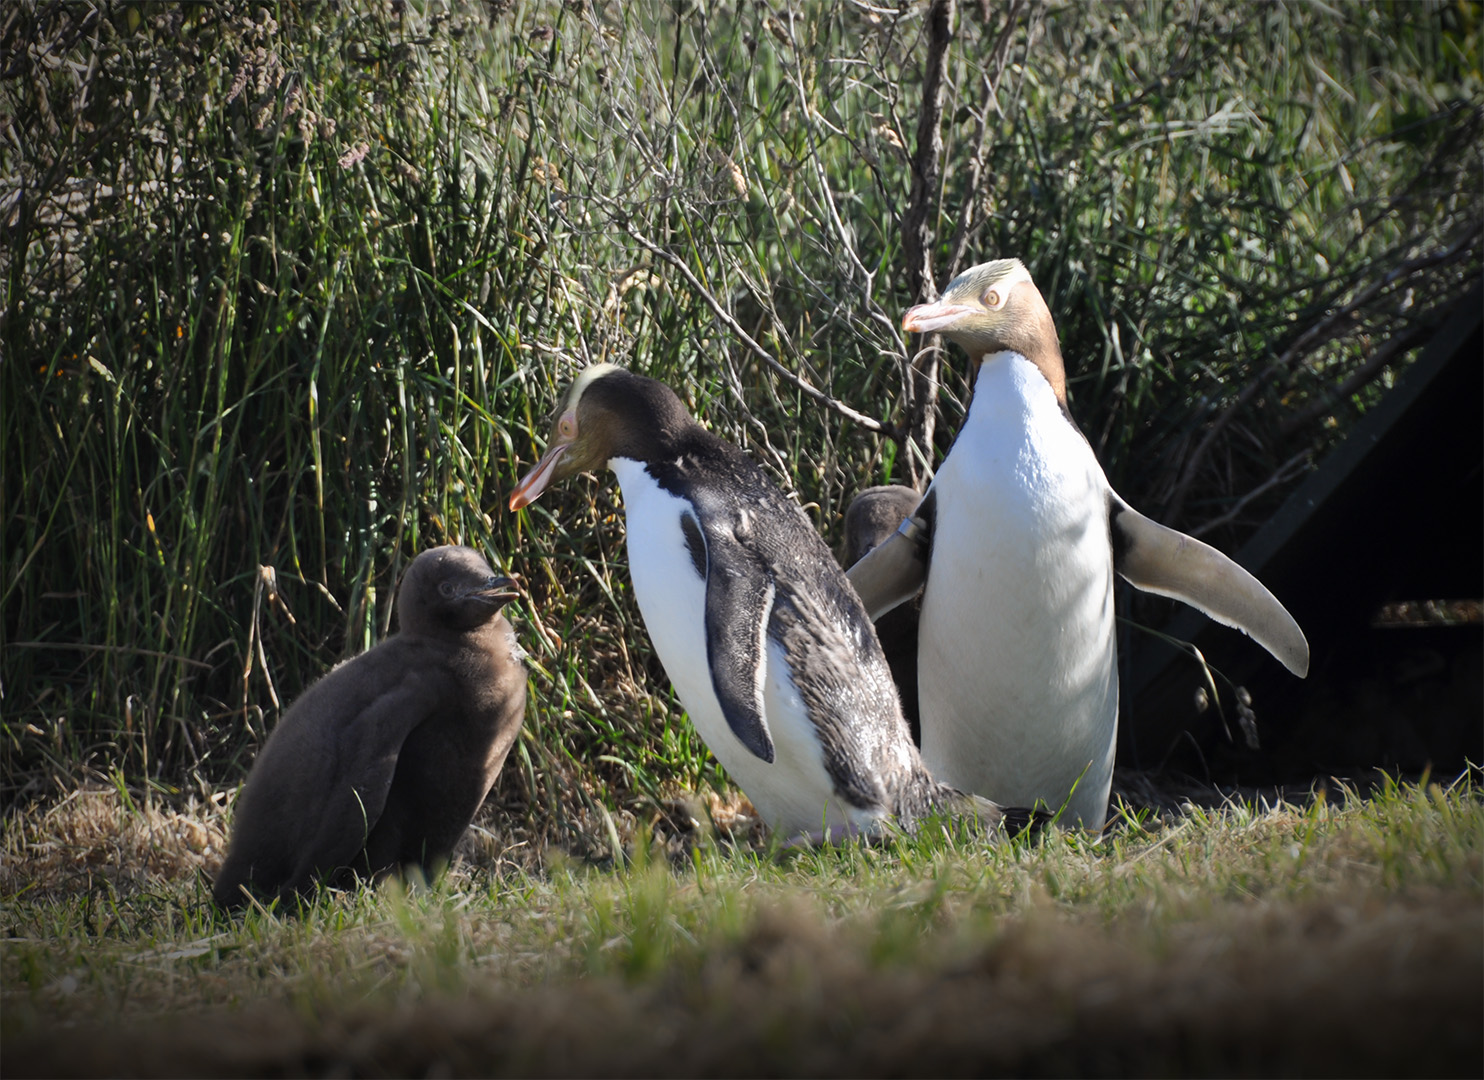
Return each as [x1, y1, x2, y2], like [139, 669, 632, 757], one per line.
[1, 784, 228, 900]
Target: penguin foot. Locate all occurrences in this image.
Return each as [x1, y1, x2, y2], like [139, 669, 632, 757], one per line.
[999, 805, 1055, 840]
[780, 821, 872, 848]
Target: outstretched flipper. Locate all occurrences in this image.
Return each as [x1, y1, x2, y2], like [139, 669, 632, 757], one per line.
[845, 491, 934, 620]
[1110, 496, 1309, 677]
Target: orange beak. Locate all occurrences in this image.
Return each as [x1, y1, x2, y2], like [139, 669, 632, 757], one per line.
[508, 443, 569, 511]
[902, 299, 976, 334]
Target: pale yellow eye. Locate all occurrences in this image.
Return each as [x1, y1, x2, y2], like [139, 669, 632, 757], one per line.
[558, 413, 577, 439]
[984, 288, 1002, 308]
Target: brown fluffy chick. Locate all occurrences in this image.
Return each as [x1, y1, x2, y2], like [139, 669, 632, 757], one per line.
[213, 546, 527, 910]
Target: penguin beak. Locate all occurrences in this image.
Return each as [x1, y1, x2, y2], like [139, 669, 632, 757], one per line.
[509, 443, 569, 511]
[902, 299, 977, 334]
[475, 575, 521, 604]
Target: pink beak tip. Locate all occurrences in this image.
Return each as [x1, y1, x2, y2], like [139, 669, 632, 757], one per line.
[508, 443, 568, 513]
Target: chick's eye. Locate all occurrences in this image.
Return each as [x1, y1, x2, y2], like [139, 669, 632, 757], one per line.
[439, 582, 455, 598]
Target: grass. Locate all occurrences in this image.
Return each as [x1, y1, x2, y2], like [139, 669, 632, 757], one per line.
[2, 772, 1480, 1075]
[0, 6, 1480, 1070]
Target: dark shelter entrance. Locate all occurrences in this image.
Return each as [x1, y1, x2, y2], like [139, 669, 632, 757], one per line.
[1125, 300, 1484, 787]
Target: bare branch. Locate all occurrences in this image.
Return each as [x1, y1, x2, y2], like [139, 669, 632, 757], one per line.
[1187, 449, 1311, 539]
[1164, 224, 1481, 524]
[623, 222, 893, 436]
[898, 0, 957, 488]
[901, 0, 955, 307]
[944, 0, 1024, 281]
[1277, 314, 1439, 437]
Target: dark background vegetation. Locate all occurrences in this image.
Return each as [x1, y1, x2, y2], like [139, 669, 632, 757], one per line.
[3, 0, 1480, 834]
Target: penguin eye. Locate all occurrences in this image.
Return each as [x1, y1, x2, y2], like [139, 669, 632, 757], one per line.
[439, 581, 455, 598]
[984, 287, 1004, 309]
[557, 413, 577, 440]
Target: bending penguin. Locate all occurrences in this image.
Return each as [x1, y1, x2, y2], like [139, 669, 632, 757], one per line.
[840, 485, 925, 747]
[848, 259, 1309, 829]
[213, 546, 527, 909]
[508, 365, 1029, 841]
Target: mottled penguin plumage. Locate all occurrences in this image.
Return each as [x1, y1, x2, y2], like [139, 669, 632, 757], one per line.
[213, 546, 527, 909]
[852, 258, 1308, 829]
[509, 366, 1022, 840]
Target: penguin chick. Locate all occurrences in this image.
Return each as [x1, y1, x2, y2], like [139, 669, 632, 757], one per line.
[841, 485, 926, 747]
[213, 546, 527, 910]
[508, 365, 1024, 841]
[852, 258, 1308, 829]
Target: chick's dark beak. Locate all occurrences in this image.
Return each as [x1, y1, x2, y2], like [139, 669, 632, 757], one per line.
[472, 575, 521, 604]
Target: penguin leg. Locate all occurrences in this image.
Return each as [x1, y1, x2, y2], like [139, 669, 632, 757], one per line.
[781, 821, 872, 848]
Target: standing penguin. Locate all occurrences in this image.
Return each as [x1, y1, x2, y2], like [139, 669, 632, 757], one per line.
[508, 365, 1022, 840]
[213, 546, 528, 909]
[849, 259, 1308, 828]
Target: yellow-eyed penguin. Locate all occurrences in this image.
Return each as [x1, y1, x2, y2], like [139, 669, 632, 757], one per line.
[213, 546, 527, 909]
[508, 365, 1032, 841]
[848, 259, 1308, 828]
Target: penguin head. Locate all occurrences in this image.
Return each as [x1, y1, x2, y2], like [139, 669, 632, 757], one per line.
[901, 258, 1067, 404]
[508, 364, 692, 509]
[398, 546, 519, 634]
[842, 485, 922, 566]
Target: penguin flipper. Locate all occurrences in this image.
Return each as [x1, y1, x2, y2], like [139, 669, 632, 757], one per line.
[290, 681, 439, 892]
[845, 491, 934, 620]
[695, 518, 778, 764]
[1110, 497, 1310, 677]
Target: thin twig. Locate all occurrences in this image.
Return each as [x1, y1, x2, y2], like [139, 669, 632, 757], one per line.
[622, 222, 892, 435]
[944, 0, 1025, 281]
[899, 0, 957, 486]
[774, 10, 907, 392]
[1277, 310, 1445, 437]
[1164, 225, 1480, 523]
[901, 0, 955, 306]
[9, 642, 214, 670]
[1187, 449, 1311, 539]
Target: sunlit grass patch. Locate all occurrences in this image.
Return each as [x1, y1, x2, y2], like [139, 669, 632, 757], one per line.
[2, 776, 1479, 1075]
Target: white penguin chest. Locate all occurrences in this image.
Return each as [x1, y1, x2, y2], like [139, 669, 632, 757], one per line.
[917, 353, 1118, 825]
[609, 458, 867, 836]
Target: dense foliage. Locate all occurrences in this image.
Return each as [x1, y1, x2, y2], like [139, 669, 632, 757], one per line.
[2, 0, 1479, 830]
